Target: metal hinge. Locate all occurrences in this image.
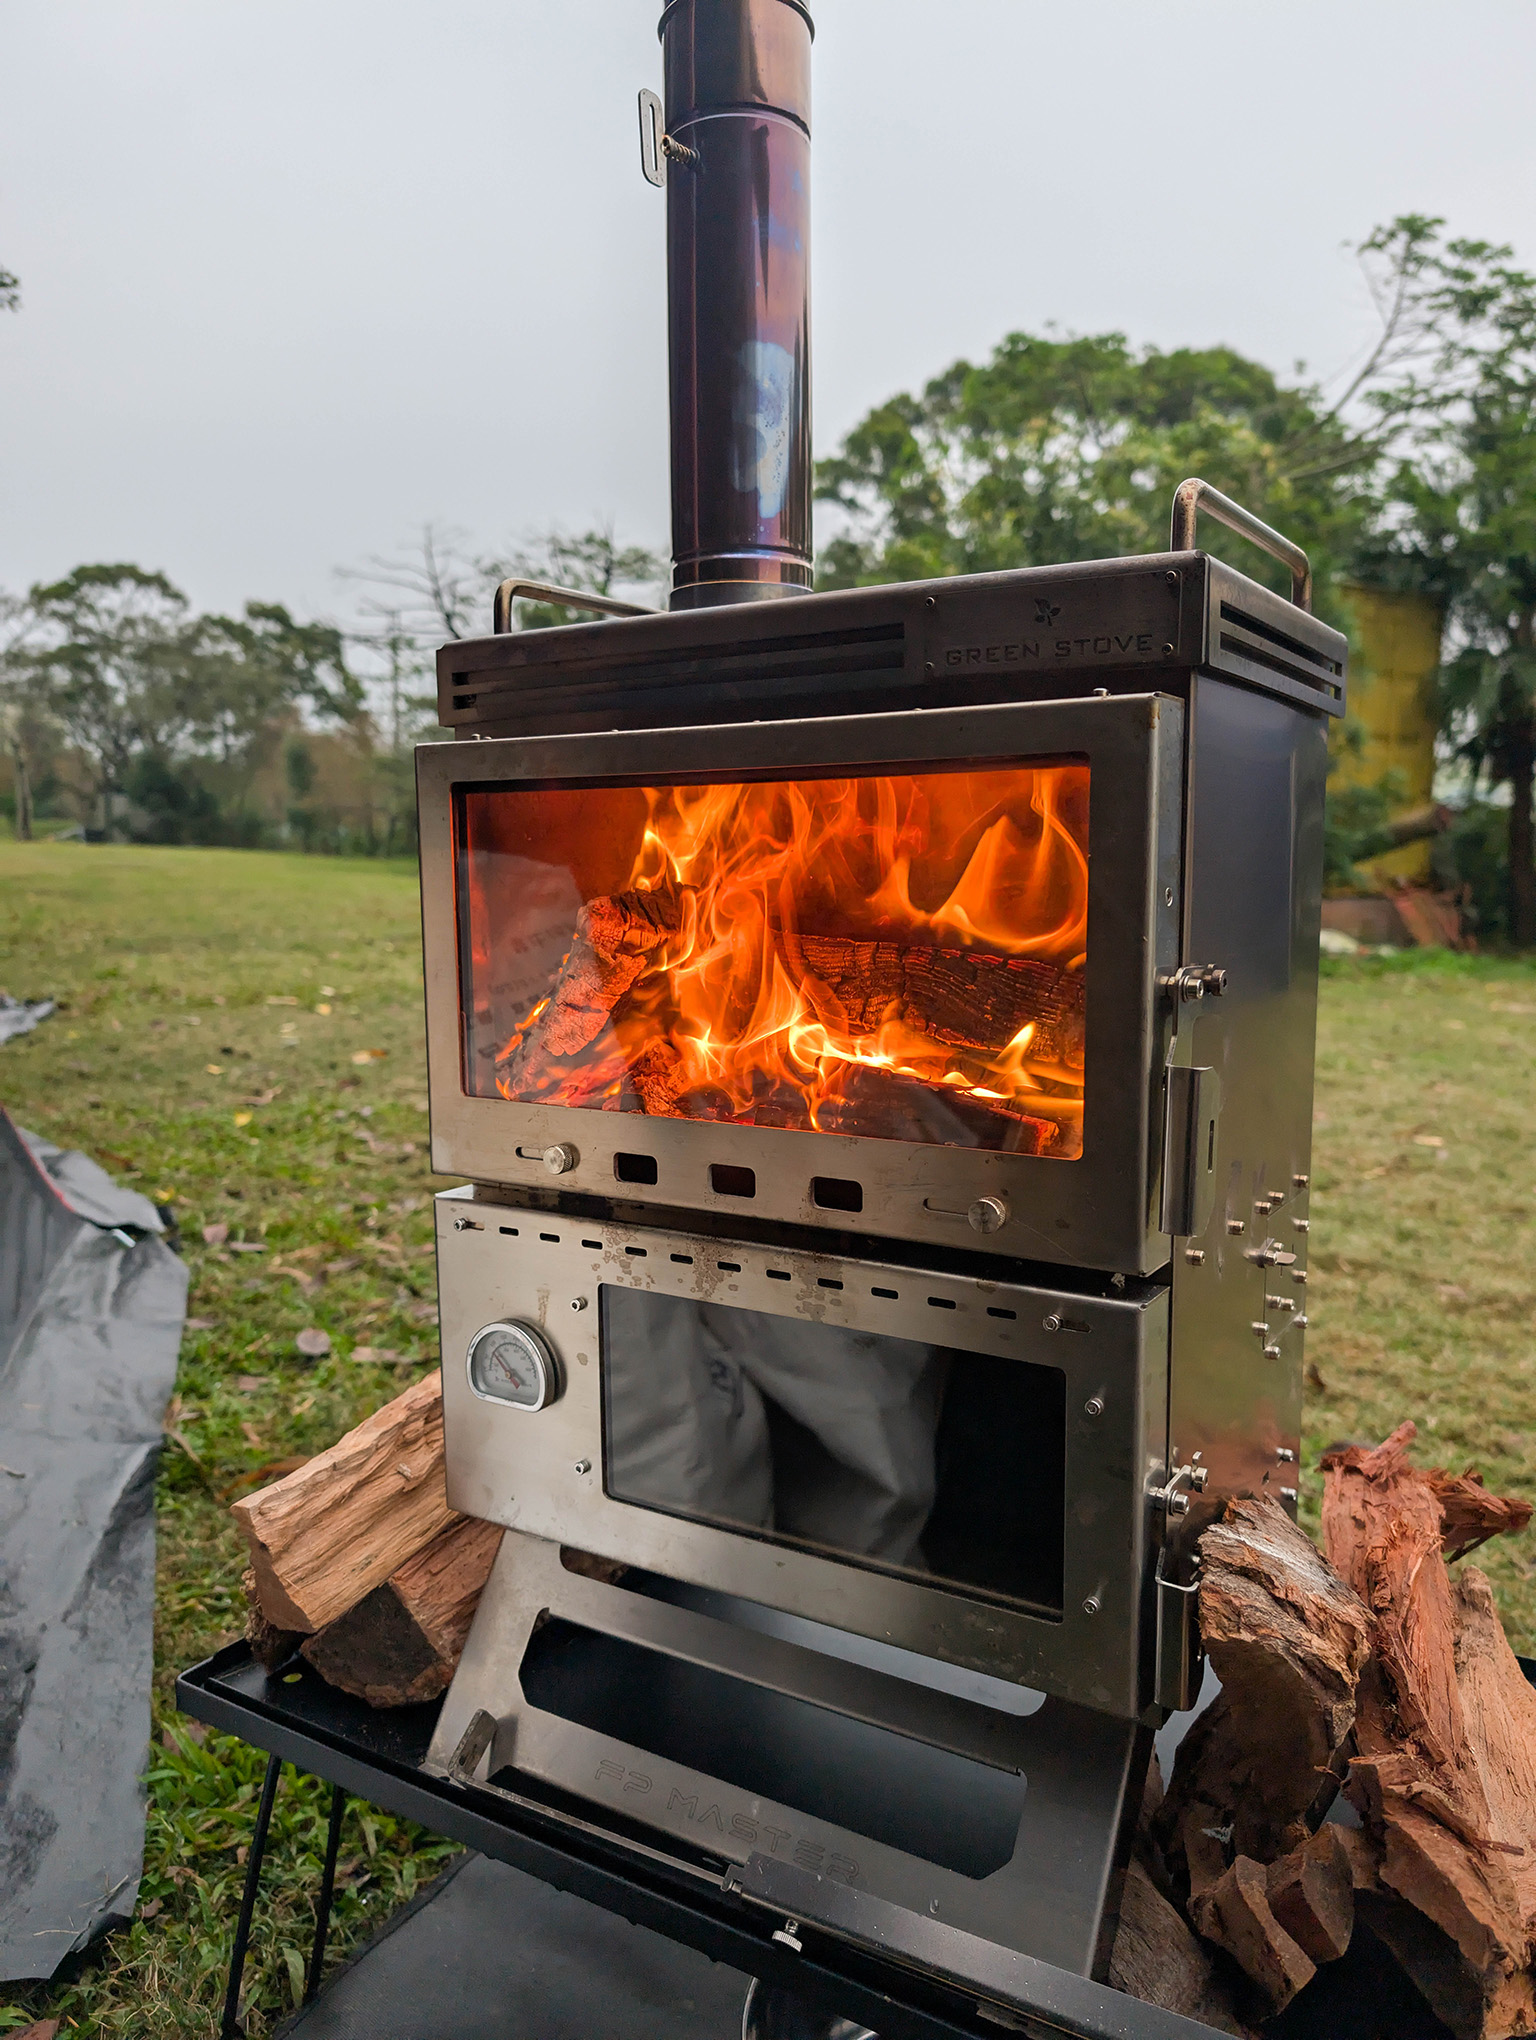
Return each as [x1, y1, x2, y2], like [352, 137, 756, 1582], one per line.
[1159, 963, 1228, 1005]
[1151, 1463, 1209, 1520]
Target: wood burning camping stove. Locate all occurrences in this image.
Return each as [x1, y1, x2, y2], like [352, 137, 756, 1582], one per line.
[417, 0, 1347, 2014]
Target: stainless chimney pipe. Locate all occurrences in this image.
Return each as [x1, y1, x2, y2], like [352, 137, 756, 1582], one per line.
[659, 0, 813, 608]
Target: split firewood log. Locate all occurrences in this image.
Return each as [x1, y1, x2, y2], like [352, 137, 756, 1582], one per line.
[300, 1516, 504, 1708]
[1190, 1855, 1317, 2014]
[232, 1373, 458, 1634]
[1158, 1495, 1372, 1876]
[495, 887, 683, 1097]
[786, 932, 1084, 1069]
[1109, 1859, 1258, 2036]
[242, 1566, 303, 1671]
[1265, 1823, 1355, 1967]
[1321, 1423, 1536, 2040]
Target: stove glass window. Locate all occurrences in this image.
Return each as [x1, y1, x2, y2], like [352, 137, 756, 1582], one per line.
[456, 760, 1087, 1157]
[600, 1288, 1066, 1617]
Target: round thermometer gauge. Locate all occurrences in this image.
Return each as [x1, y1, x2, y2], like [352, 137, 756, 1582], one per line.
[465, 1321, 561, 1412]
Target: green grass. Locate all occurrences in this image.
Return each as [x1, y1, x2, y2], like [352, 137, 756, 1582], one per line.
[0, 845, 1532, 2034]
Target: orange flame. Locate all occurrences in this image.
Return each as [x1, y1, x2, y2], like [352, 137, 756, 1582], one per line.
[469, 764, 1088, 1156]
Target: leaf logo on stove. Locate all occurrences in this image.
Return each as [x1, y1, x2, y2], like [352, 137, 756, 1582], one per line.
[1034, 597, 1062, 624]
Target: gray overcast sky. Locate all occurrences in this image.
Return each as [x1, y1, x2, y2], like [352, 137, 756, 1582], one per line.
[4, 1, 1535, 624]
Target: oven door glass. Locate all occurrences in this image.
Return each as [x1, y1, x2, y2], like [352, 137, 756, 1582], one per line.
[600, 1287, 1067, 1617]
[456, 760, 1088, 1157]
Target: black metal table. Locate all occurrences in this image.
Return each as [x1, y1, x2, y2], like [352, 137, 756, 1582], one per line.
[178, 1642, 1225, 2040]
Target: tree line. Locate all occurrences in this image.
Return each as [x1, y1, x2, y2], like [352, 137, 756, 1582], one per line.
[4, 215, 1536, 940]
[0, 532, 662, 856]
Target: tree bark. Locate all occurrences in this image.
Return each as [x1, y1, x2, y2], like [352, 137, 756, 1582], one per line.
[232, 1374, 459, 1633]
[1157, 1495, 1372, 1872]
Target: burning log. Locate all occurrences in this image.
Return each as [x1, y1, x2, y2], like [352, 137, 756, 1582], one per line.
[300, 1515, 503, 1708]
[787, 933, 1083, 1068]
[496, 887, 682, 1098]
[233, 1373, 458, 1634]
[494, 883, 1084, 1146]
[1321, 1424, 1536, 2039]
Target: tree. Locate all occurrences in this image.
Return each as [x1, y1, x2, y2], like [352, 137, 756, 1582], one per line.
[16, 565, 197, 826]
[10, 566, 364, 837]
[1353, 218, 1536, 946]
[814, 332, 1376, 613]
[0, 266, 18, 314]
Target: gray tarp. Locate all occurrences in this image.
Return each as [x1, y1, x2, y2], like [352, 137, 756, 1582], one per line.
[0, 1107, 186, 1981]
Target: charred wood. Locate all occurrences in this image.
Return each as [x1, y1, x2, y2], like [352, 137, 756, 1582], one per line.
[301, 1516, 504, 1709]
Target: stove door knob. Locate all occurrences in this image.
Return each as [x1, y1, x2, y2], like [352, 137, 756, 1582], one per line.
[967, 1195, 1009, 1236]
[542, 1142, 579, 1176]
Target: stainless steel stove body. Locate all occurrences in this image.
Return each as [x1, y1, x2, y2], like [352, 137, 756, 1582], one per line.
[414, 0, 1346, 2007]
[415, 553, 1344, 2002]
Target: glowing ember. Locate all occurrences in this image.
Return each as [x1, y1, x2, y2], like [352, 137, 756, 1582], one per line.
[459, 763, 1088, 1156]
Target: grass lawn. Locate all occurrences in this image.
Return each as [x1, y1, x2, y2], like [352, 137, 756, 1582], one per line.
[1, 840, 1533, 2035]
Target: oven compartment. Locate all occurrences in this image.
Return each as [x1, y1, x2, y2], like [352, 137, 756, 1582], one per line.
[418, 693, 1184, 1274]
[434, 1196, 1171, 1720]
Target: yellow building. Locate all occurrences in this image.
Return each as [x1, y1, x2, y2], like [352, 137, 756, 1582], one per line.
[1333, 583, 1443, 887]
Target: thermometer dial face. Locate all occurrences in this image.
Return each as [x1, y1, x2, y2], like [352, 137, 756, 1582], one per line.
[466, 1321, 560, 1411]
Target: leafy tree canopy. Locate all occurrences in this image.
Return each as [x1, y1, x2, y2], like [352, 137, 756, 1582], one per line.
[814, 330, 1373, 614]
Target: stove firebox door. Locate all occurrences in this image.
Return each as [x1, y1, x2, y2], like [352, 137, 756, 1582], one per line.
[418, 695, 1183, 1274]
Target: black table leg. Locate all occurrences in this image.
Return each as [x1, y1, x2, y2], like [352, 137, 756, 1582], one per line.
[304, 1784, 347, 2003]
[221, 1750, 283, 2040]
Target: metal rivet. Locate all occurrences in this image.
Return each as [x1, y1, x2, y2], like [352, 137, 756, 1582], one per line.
[1264, 1343, 1283, 1359]
[1084, 1395, 1105, 1418]
[924, 595, 936, 611]
[1093, 686, 1110, 697]
[1164, 886, 1175, 907]
[1277, 1447, 1296, 1463]
[1254, 1199, 1273, 1216]
[1042, 1312, 1062, 1332]
[1280, 1485, 1298, 1502]
[924, 661, 936, 675]
[570, 1296, 588, 1312]
[1166, 570, 1179, 587]
[574, 1459, 592, 1475]
[1082, 1595, 1102, 1616]
[1293, 1217, 1310, 1232]
[1252, 1321, 1270, 1337]
[1293, 1173, 1309, 1189]
[1226, 1219, 1245, 1235]
[1162, 642, 1176, 657]
[1185, 1247, 1205, 1264]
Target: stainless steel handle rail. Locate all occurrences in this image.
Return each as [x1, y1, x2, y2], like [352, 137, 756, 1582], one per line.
[491, 579, 656, 634]
[1169, 477, 1313, 613]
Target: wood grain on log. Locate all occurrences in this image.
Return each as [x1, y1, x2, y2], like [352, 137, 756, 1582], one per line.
[241, 1566, 303, 1671]
[1191, 1855, 1316, 2013]
[301, 1517, 503, 1708]
[232, 1374, 458, 1633]
[1322, 1424, 1536, 2038]
[787, 933, 1083, 1067]
[1108, 1860, 1257, 2037]
[497, 887, 682, 1095]
[1266, 1824, 1355, 1966]
[1159, 1496, 1371, 1871]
